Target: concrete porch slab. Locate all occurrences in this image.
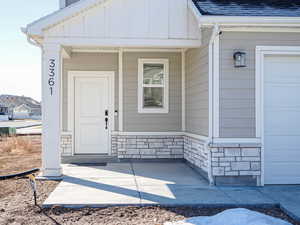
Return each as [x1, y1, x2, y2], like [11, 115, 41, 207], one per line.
[133, 162, 208, 186]
[43, 162, 300, 222]
[62, 163, 134, 178]
[218, 187, 276, 206]
[139, 185, 235, 206]
[43, 184, 140, 207]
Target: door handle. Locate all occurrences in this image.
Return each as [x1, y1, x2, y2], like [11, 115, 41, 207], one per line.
[105, 117, 108, 130]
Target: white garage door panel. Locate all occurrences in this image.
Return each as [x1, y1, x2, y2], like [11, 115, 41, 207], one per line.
[265, 149, 300, 161]
[266, 163, 300, 184]
[265, 111, 300, 135]
[264, 55, 300, 184]
[265, 86, 300, 108]
[264, 136, 300, 149]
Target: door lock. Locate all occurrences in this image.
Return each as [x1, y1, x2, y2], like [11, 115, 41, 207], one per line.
[105, 117, 108, 129]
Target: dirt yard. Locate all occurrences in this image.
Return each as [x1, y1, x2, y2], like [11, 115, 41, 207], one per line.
[0, 135, 41, 175]
[0, 135, 299, 225]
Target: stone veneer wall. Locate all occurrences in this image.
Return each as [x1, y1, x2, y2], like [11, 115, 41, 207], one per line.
[60, 133, 263, 186]
[60, 133, 72, 156]
[184, 136, 209, 176]
[112, 135, 184, 159]
[209, 143, 261, 185]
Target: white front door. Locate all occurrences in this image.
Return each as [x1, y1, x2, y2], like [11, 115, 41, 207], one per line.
[264, 55, 300, 184]
[75, 76, 110, 154]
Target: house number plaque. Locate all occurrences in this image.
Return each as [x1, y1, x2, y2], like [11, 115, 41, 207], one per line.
[48, 59, 56, 96]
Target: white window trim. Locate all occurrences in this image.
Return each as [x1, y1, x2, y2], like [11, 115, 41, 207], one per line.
[138, 58, 169, 114]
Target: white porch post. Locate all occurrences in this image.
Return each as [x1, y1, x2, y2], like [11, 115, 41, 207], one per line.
[41, 43, 62, 177]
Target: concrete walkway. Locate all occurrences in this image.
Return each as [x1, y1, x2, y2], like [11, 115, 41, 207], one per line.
[43, 162, 300, 221]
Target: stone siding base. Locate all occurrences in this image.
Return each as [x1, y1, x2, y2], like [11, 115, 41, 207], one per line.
[184, 136, 209, 179]
[60, 133, 262, 186]
[209, 143, 262, 186]
[112, 135, 184, 159]
[60, 133, 72, 156]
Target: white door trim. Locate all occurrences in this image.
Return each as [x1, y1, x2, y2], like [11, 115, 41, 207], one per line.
[68, 71, 115, 155]
[255, 46, 300, 186]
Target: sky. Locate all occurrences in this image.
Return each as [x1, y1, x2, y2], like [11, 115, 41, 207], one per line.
[0, 1, 58, 101]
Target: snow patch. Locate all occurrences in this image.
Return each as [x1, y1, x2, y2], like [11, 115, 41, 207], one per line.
[164, 208, 292, 225]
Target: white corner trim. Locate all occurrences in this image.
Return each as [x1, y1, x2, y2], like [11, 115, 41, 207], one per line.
[209, 25, 220, 139]
[118, 48, 123, 131]
[255, 47, 263, 139]
[212, 30, 220, 138]
[208, 40, 213, 139]
[181, 49, 186, 131]
[138, 58, 169, 114]
[59, 48, 63, 132]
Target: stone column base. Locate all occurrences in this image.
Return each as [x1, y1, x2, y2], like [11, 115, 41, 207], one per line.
[209, 143, 262, 186]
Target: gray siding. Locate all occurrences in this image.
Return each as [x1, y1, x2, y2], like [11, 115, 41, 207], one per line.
[220, 32, 300, 138]
[185, 28, 211, 136]
[123, 52, 182, 132]
[62, 53, 119, 131]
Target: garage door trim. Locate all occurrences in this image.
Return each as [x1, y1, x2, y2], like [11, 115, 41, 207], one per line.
[256, 46, 300, 186]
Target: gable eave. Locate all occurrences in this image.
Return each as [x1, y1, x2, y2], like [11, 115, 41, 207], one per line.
[23, 0, 109, 37]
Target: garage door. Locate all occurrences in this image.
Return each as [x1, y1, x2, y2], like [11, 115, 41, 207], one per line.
[264, 55, 300, 184]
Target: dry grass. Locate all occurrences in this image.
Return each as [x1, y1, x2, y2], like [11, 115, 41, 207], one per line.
[0, 135, 37, 154]
[0, 135, 41, 175]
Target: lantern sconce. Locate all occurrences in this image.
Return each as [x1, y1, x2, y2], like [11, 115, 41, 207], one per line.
[233, 51, 246, 68]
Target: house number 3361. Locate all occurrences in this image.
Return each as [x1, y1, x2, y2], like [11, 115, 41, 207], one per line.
[48, 59, 55, 96]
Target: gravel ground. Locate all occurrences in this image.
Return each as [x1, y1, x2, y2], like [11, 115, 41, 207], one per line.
[0, 178, 299, 225]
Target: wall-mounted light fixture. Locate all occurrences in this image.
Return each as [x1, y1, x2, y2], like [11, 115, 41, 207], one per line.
[233, 51, 246, 68]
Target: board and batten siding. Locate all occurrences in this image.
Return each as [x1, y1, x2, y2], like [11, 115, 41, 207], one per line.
[62, 53, 119, 131]
[46, 0, 200, 41]
[123, 52, 182, 132]
[219, 32, 300, 138]
[185, 28, 211, 136]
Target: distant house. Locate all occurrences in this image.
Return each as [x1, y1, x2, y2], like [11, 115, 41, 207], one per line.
[0, 95, 41, 120]
[13, 103, 41, 120]
[0, 105, 9, 121]
[13, 104, 31, 119]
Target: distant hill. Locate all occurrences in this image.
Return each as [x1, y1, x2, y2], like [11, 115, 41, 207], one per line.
[0, 95, 41, 116]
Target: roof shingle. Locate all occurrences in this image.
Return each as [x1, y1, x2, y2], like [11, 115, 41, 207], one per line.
[193, 0, 300, 17]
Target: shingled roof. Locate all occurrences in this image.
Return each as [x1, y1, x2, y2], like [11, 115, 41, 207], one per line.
[192, 0, 300, 17]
